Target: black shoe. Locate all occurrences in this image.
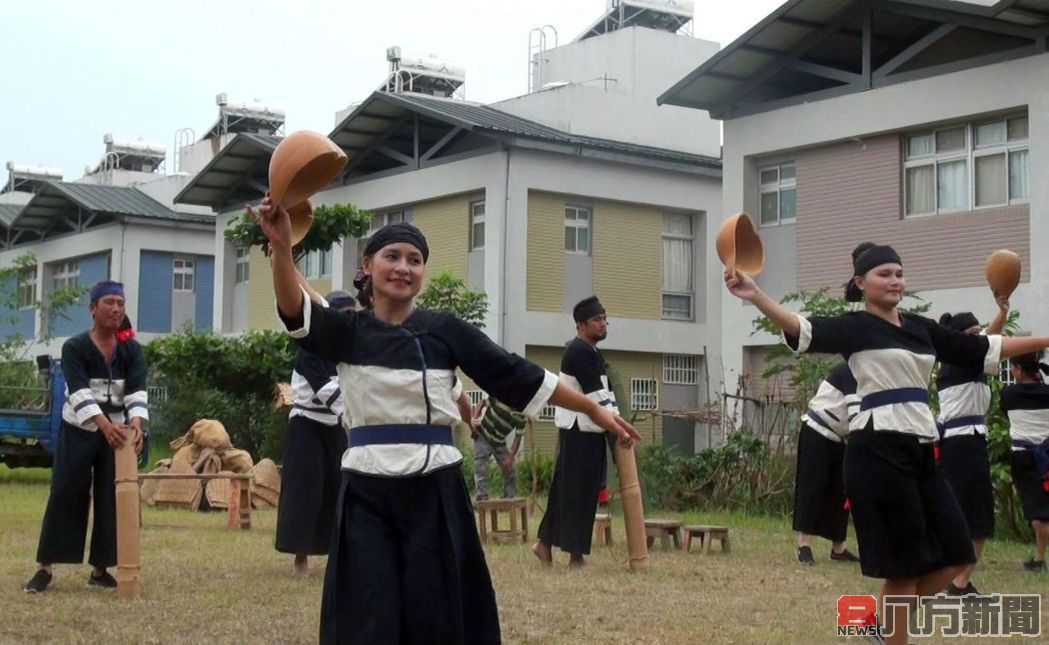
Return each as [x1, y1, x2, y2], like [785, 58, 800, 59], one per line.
[88, 570, 117, 589]
[946, 582, 965, 596]
[1022, 558, 1047, 572]
[797, 546, 815, 565]
[964, 582, 980, 595]
[23, 569, 52, 593]
[830, 548, 860, 563]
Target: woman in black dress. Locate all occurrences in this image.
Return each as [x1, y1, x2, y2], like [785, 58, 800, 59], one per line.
[254, 197, 640, 645]
[1001, 352, 1049, 573]
[935, 300, 1008, 595]
[725, 242, 1049, 645]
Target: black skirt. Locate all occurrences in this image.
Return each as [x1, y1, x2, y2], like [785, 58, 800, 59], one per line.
[537, 426, 609, 556]
[275, 415, 348, 555]
[792, 422, 848, 543]
[938, 434, 995, 539]
[845, 429, 975, 579]
[1010, 450, 1049, 522]
[320, 466, 500, 645]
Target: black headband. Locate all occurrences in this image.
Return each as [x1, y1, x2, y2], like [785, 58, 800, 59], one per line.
[844, 245, 901, 302]
[363, 222, 429, 262]
[854, 245, 901, 277]
[573, 296, 605, 323]
[941, 312, 979, 332]
[326, 290, 356, 312]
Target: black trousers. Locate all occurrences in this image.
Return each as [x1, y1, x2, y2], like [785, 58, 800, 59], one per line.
[275, 415, 348, 555]
[537, 426, 610, 556]
[36, 422, 116, 568]
[321, 467, 500, 645]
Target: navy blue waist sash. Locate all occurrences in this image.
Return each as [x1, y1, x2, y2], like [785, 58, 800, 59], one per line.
[349, 424, 453, 448]
[860, 388, 929, 412]
[1012, 438, 1049, 479]
[940, 415, 987, 431]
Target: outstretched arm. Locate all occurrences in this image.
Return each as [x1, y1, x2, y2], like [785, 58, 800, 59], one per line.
[1001, 336, 1049, 360]
[724, 269, 800, 339]
[549, 383, 640, 446]
[985, 295, 1009, 336]
[249, 195, 304, 322]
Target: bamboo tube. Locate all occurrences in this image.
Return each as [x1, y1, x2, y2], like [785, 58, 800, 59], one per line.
[613, 441, 648, 572]
[115, 441, 142, 599]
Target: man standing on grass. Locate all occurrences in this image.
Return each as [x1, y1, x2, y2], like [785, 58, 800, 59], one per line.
[23, 281, 148, 593]
[470, 397, 527, 500]
[534, 296, 620, 568]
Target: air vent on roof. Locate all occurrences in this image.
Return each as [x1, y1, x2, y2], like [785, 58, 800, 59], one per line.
[382, 47, 466, 98]
[578, 0, 694, 41]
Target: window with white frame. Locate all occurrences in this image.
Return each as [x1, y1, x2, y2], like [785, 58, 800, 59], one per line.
[470, 201, 485, 250]
[539, 403, 557, 420]
[662, 213, 694, 320]
[998, 360, 1016, 386]
[235, 247, 250, 284]
[173, 257, 195, 292]
[663, 354, 698, 385]
[564, 205, 591, 254]
[759, 162, 797, 226]
[17, 266, 36, 309]
[297, 249, 333, 280]
[52, 260, 79, 292]
[630, 378, 658, 411]
[904, 114, 1028, 216]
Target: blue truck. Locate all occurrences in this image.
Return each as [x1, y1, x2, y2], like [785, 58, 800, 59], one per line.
[0, 356, 65, 468]
[0, 355, 148, 468]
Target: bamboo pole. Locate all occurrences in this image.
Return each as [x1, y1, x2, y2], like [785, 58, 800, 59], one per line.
[612, 441, 648, 572]
[114, 441, 142, 599]
[527, 418, 538, 516]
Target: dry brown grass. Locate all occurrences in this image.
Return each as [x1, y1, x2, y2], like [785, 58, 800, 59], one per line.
[1, 473, 1046, 644]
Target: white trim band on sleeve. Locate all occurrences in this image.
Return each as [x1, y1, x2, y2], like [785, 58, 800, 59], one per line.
[278, 286, 313, 339]
[523, 370, 560, 420]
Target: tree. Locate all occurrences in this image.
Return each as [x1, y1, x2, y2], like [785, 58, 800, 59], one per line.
[223, 202, 372, 262]
[417, 272, 489, 328]
[751, 288, 931, 412]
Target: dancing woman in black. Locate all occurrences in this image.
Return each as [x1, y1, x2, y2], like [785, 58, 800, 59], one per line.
[725, 242, 1049, 645]
[935, 301, 1008, 595]
[793, 363, 859, 565]
[1001, 352, 1049, 573]
[253, 196, 640, 645]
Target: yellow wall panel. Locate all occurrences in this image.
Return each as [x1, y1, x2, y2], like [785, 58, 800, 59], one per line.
[413, 194, 470, 284]
[592, 201, 662, 320]
[526, 191, 566, 312]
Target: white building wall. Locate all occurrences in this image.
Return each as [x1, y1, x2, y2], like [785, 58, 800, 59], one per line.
[720, 52, 1049, 390]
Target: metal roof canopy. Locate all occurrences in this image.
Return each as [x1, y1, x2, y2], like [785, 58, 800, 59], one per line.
[659, 0, 1049, 119]
[178, 90, 722, 211]
[173, 133, 281, 208]
[14, 181, 205, 236]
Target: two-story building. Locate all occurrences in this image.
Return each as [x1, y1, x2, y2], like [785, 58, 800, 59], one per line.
[661, 0, 1049, 407]
[177, 2, 726, 454]
[0, 138, 217, 356]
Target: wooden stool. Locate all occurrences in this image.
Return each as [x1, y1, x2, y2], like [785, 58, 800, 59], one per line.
[683, 525, 731, 553]
[476, 497, 528, 544]
[644, 519, 683, 550]
[593, 513, 613, 546]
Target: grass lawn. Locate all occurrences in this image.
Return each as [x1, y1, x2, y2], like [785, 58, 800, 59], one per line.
[1, 467, 1046, 644]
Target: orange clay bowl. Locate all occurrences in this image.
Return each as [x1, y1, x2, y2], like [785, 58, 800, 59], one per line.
[985, 249, 1021, 298]
[269, 131, 348, 244]
[287, 200, 314, 247]
[716, 212, 765, 276]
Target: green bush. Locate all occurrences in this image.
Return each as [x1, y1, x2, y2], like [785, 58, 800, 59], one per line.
[145, 330, 295, 461]
[636, 431, 794, 515]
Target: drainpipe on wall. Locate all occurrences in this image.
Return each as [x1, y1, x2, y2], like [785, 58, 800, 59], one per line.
[500, 147, 512, 347]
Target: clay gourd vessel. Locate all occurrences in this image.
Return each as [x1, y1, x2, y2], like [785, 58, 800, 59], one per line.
[985, 249, 1021, 298]
[716, 213, 765, 276]
[268, 131, 348, 245]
